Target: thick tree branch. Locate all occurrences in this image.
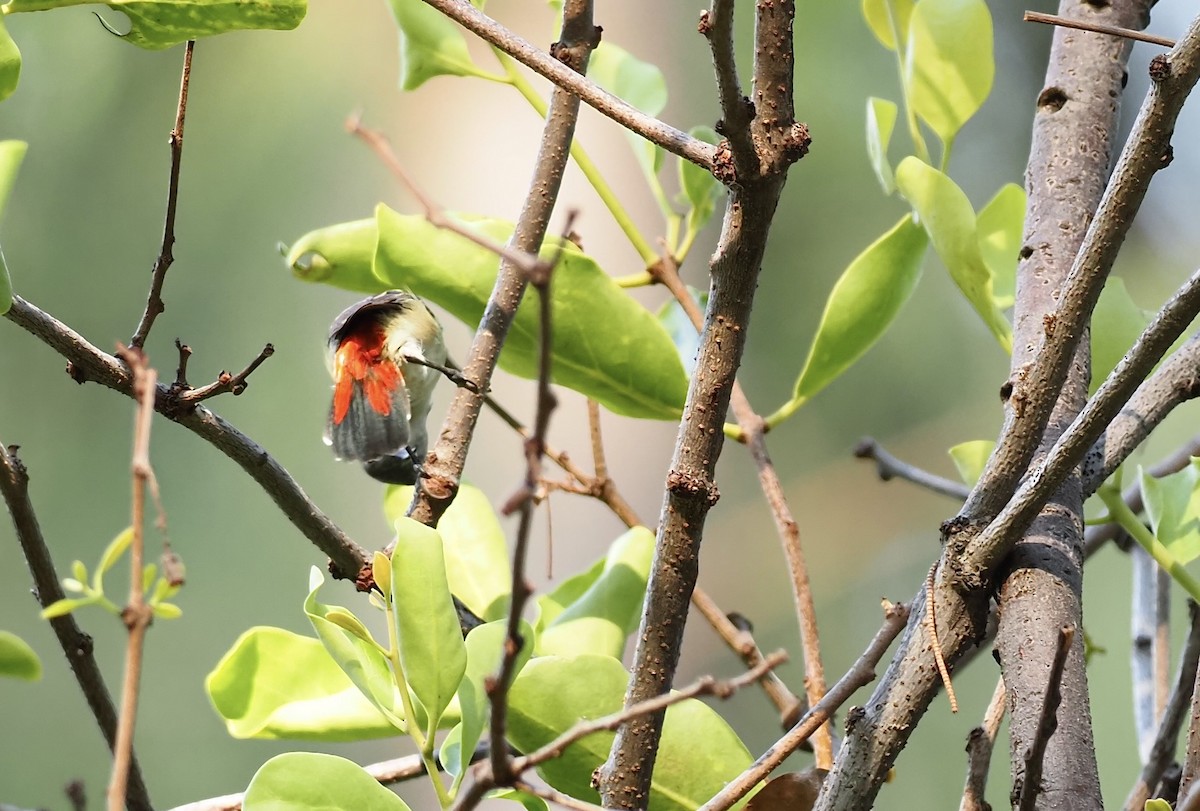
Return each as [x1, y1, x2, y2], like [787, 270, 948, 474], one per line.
[1015, 625, 1075, 811]
[0, 444, 154, 811]
[4, 296, 368, 580]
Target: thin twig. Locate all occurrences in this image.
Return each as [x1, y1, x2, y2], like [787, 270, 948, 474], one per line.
[700, 0, 755, 180]
[0, 444, 153, 811]
[5, 296, 368, 580]
[959, 678, 1007, 811]
[1016, 625, 1075, 811]
[512, 780, 601, 811]
[697, 601, 909, 811]
[172, 343, 274, 406]
[107, 347, 159, 811]
[1024, 11, 1176, 48]
[853, 437, 971, 501]
[130, 41, 194, 349]
[1125, 601, 1200, 810]
[415, 0, 715, 172]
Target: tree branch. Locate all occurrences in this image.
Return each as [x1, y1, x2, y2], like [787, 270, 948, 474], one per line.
[1015, 625, 1075, 811]
[959, 678, 1007, 811]
[1024, 11, 1176, 48]
[853, 437, 970, 501]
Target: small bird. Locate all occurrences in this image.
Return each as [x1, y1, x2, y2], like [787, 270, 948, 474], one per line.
[324, 291, 446, 485]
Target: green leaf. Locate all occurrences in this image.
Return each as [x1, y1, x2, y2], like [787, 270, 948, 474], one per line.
[895, 157, 1011, 351]
[0, 17, 20, 102]
[391, 517, 468, 731]
[507, 655, 752, 810]
[1091, 277, 1150, 395]
[533, 556, 606, 636]
[1141, 461, 1200, 566]
[385, 483, 510, 621]
[96, 526, 134, 587]
[386, 0, 487, 90]
[304, 568, 404, 729]
[866, 97, 898, 194]
[976, 183, 1025, 310]
[285, 218, 383, 293]
[206, 626, 396, 741]
[371, 206, 689, 419]
[656, 287, 706, 377]
[440, 620, 534, 794]
[1146, 800, 1172, 811]
[948, 440, 993, 486]
[589, 41, 667, 182]
[790, 215, 927, 406]
[489, 789, 549, 811]
[679, 126, 722, 232]
[538, 527, 654, 659]
[862, 0, 914, 51]
[152, 602, 182, 620]
[0, 631, 41, 681]
[0, 140, 26, 314]
[4, 0, 306, 50]
[905, 0, 994, 143]
[243, 752, 412, 811]
[41, 596, 96, 618]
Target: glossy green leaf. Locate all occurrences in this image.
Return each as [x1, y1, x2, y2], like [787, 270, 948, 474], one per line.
[976, 183, 1024, 310]
[589, 41, 667, 180]
[1092, 277, 1150, 395]
[243, 752, 412, 811]
[1146, 800, 1172, 811]
[533, 555, 606, 637]
[4, 0, 305, 50]
[1141, 461, 1200, 565]
[0, 631, 41, 681]
[0, 140, 27, 314]
[304, 568, 403, 729]
[862, 0, 914, 51]
[152, 602, 182, 620]
[96, 526, 134, 586]
[508, 655, 752, 810]
[385, 483, 510, 621]
[866, 97, 898, 194]
[440, 620, 533, 793]
[391, 517, 467, 731]
[896, 157, 1011, 351]
[0, 18, 20, 102]
[371, 205, 689, 419]
[206, 626, 396, 740]
[905, 0, 994, 143]
[386, 0, 487, 89]
[656, 287, 707, 377]
[41, 596, 96, 618]
[791, 215, 927, 406]
[285, 218, 382, 293]
[490, 789, 549, 811]
[679, 125, 722, 230]
[538, 527, 654, 659]
[948, 440, 993, 487]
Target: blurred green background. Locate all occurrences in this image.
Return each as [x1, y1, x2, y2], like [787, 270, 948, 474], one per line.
[2, 1, 1199, 808]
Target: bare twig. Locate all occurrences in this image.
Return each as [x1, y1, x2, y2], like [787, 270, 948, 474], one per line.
[1024, 11, 1176, 48]
[0, 444, 153, 811]
[172, 344, 274, 406]
[853, 437, 970, 501]
[415, 0, 716, 172]
[960, 678, 1007, 811]
[130, 41, 194, 350]
[700, 0, 755, 179]
[107, 347, 159, 811]
[1125, 601, 1200, 810]
[697, 601, 909, 811]
[6, 296, 368, 580]
[512, 780, 601, 811]
[1015, 625, 1075, 811]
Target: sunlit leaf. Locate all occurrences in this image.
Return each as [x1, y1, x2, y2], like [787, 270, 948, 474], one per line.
[385, 483, 510, 621]
[285, 218, 382, 293]
[862, 0, 914, 51]
[789, 215, 927, 407]
[948, 440, 993, 487]
[589, 41, 667, 181]
[41, 596, 96, 618]
[905, 0, 994, 143]
[1092, 277, 1151, 395]
[976, 183, 1024, 310]
[533, 556, 606, 636]
[152, 602, 182, 619]
[243, 753, 412, 811]
[96, 527, 134, 585]
[206, 626, 396, 740]
[489, 789, 549, 811]
[386, 0, 488, 89]
[895, 157, 1011, 351]
[0, 17, 20, 101]
[0, 140, 27, 314]
[0, 631, 41, 681]
[866, 97, 898, 194]
[1141, 461, 1200, 565]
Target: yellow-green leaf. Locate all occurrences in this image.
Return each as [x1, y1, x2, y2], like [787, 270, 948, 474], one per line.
[862, 0, 914, 51]
[976, 183, 1025, 310]
[948, 440, 993, 487]
[0, 631, 41, 681]
[905, 0, 994, 143]
[866, 97, 899, 194]
[386, 0, 488, 89]
[0, 17, 20, 102]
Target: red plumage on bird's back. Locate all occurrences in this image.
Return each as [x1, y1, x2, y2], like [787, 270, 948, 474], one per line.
[332, 325, 404, 425]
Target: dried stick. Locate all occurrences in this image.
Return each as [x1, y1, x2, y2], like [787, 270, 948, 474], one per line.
[415, 0, 715, 172]
[959, 678, 1007, 811]
[1015, 625, 1075, 811]
[1024, 11, 1176, 48]
[697, 601, 909, 811]
[107, 347, 159, 811]
[172, 343, 274, 406]
[5, 296, 368, 580]
[130, 41, 194, 350]
[853, 437, 970, 501]
[0, 444, 153, 811]
[1125, 601, 1200, 810]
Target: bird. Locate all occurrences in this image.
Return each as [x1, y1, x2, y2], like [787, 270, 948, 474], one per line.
[324, 290, 446, 485]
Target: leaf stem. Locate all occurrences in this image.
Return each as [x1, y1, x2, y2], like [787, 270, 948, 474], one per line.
[1100, 486, 1200, 602]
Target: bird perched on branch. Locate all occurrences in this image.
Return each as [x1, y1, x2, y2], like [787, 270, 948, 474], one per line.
[324, 291, 446, 485]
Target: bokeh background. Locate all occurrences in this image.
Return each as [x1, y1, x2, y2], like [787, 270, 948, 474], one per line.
[3, 1, 1200, 808]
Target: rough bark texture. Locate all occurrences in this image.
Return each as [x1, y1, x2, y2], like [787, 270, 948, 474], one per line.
[998, 2, 1151, 807]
